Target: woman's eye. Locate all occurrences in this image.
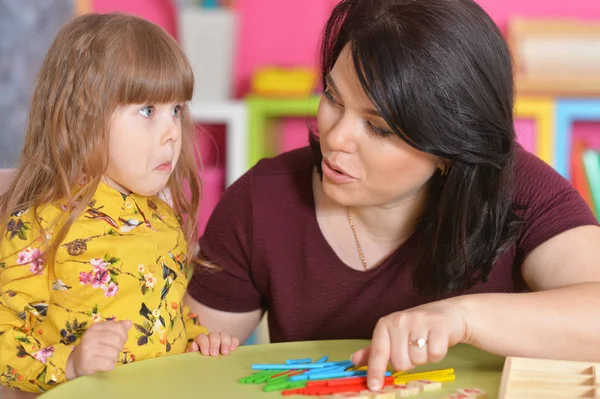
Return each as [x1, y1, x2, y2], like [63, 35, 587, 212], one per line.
[139, 106, 155, 117]
[365, 120, 392, 138]
[322, 88, 340, 106]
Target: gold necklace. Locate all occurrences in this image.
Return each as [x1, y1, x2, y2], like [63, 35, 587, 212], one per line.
[346, 207, 369, 269]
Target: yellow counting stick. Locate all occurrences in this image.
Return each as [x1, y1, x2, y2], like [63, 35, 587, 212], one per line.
[395, 373, 456, 385]
[351, 364, 394, 372]
[392, 368, 454, 378]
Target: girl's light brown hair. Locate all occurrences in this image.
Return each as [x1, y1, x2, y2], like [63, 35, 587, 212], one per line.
[0, 13, 201, 266]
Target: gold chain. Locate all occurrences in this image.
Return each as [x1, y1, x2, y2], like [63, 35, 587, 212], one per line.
[346, 207, 369, 270]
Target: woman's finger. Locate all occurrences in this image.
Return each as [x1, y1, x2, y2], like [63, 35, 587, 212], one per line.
[427, 327, 449, 363]
[408, 329, 430, 366]
[366, 321, 391, 391]
[219, 332, 232, 355]
[208, 332, 221, 356]
[196, 334, 210, 356]
[389, 321, 413, 373]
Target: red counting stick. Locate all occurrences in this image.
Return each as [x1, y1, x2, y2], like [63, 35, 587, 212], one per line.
[328, 375, 394, 387]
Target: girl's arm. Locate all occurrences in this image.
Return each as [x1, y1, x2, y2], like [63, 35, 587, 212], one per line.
[0, 229, 72, 393]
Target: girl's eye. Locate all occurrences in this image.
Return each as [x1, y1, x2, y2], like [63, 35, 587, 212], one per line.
[139, 106, 155, 117]
[172, 104, 183, 117]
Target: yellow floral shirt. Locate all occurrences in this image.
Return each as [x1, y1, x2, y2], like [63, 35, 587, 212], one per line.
[0, 183, 207, 393]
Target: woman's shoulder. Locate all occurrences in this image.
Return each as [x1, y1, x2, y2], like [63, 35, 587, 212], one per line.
[206, 147, 316, 230]
[253, 146, 315, 177]
[224, 146, 315, 201]
[512, 145, 597, 227]
[513, 146, 571, 202]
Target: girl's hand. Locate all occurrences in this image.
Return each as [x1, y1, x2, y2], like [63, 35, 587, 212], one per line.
[187, 331, 240, 356]
[351, 299, 468, 390]
[65, 320, 132, 380]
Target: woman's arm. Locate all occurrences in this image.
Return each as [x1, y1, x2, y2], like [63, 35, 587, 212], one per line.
[353, 225, 600, 390]
[183, 293, 263, 344]
[460, 225, 600, 360]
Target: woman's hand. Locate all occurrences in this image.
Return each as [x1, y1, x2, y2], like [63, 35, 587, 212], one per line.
[186, 331, 240, 356]
[351, 299, 468, 390]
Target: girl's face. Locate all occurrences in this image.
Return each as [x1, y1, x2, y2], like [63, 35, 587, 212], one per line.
[317, 45, 442, 208]
[104, 102, 183, 196]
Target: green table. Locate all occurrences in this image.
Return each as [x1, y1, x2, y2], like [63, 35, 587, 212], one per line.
[39, 340, 504, 398]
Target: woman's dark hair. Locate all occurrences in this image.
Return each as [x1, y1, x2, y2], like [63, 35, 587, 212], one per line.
[309, 0, 523, 296]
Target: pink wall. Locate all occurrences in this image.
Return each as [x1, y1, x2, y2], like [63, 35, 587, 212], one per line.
[233, 0, 335, 96]
[91, 0, 177, 38]
[234, 0, 600, 97]
[476, 0, 600, 33]
[91, 0, 600, 98]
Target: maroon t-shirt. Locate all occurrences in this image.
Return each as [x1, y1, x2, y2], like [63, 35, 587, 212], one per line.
[188, 146, 598, 343]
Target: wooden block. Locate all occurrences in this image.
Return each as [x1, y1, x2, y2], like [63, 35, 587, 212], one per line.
[390, 384, 421, 397]
[369, 389, 396, 399]
[456, 388, 489, 398]
[441, 394, 470, 399]
[441, 395, 468, 399]
[499, 356, 600, 398]
[408, 379, 442, 392]
[504, 383, 596, 397]
[508, 370, 594, 385]
[508, 356, 596, 375]
[330, 393, 368, 399]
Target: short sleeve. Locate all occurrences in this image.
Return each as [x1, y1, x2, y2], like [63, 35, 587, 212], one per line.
[514, 148, 599, 261]
[187, 169, 263, 312]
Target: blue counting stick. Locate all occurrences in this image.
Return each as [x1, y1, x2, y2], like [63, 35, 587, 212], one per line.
[308, 370, 366, 380]
[312, 366, 348, 375]
[288, 374, 309, 382]
[252, 362, 342, 370]
[308, 370, 392, 380]
[307, 365, 347, 376]
[331, 360, 353, 367]
[285, 358, 312, 365]
[289, 365, 342, 381]
[315, 355, 329, 363]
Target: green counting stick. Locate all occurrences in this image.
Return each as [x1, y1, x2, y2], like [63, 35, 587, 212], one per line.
[239, 370, 280, 384]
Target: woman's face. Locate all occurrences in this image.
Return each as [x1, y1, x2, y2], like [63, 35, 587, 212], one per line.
[317, 44, 442, 208]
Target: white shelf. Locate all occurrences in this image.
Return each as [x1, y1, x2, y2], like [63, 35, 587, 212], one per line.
[189, 100, 247, 186]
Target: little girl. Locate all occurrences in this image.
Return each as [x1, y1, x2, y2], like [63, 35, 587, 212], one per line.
[0, 13, 238, 394]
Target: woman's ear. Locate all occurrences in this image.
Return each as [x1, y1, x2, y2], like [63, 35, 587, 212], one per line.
[437, 161, 450, 176]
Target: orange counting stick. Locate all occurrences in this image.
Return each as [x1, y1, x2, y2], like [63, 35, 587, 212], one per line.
[328, 376, 395, 387]
[281, 369, 307, 378]
[270, 369, 299, 379]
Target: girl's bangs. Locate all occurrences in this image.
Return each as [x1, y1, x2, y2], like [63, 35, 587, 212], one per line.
[111, 24, 194, 105]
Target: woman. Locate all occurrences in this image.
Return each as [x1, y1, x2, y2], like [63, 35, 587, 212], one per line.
[186, 0, 600, 391]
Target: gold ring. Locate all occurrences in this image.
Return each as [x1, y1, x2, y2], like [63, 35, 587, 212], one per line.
[408, 337, 427, 349]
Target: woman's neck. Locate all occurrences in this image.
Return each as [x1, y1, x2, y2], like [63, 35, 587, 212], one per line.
[349, 190, 426, 245]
